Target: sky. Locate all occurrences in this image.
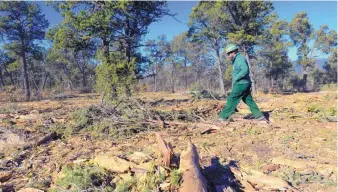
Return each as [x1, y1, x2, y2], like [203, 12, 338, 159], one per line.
[38, 1, 337, 61]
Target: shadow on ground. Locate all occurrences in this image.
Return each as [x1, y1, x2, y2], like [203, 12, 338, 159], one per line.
[202, 157, 244, 192]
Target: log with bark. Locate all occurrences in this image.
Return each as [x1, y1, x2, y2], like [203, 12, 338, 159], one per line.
[148, 120, 221, 135]
[230, 166, 299, 191]
[23, 132, 57, 150]
[179, 142, 208, 192]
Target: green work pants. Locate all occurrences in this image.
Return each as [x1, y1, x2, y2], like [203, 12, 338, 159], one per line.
[219, 83, 263, 119]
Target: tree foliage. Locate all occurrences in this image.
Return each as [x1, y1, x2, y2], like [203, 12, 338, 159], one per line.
[0, 1, 49, 100]
[289, 12, 337, 90]
[188, 1, 228, 95]
[258, 19, 292, 91]
[49, 1, 170, 98]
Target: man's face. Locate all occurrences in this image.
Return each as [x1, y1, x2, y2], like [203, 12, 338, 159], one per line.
[227, 51, 236, 61]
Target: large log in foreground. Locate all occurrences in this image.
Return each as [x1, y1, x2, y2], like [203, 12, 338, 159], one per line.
[179, 142, 208, 192]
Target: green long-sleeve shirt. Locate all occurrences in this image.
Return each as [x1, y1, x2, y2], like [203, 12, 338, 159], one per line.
[231, 53, 251, 85]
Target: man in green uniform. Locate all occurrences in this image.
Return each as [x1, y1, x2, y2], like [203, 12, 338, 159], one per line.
[218, 43, 268, 122]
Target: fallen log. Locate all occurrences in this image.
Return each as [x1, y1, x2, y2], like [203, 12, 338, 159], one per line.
[130, 167, 148, 174]
[200, 125, 222, 134]
[17, 187, 44, 192]
[94, 154, 136, 173]
[155, 133, 173, 167]
[166, 121, 221, 131]
[179, 142, 208, 192]
[0, 171, 12, 182]
[230, 166, 299, 191]
[36, 132, 57, 146]
[147, 120, 221, 134]
[229, 166, 258, 191]
[23, 132, 57, 150]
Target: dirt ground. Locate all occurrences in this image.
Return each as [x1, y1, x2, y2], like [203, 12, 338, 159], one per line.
[0, 91, 336, 191]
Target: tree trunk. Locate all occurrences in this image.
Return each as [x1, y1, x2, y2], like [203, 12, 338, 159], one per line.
[32, 79, 39, 92]
[198, 77, 201, 89]
[77, 54, 87, 89]
[171, 63, 175, 93]
[82, 72, 86, 88]
[103, 40, 110, 63]
[154, 63, 157, 92]
[42, 75, 48, 90]
[102, 39, 117, 98]
[270, 77, 274, 90]
[184, 58, 188, 90]
[243, 47, 256, 94]
[0, 67, 4, 89]
[125, 17, 132, 63]
[153, 74, 157, 92]
[21, 47, 30, 101]
[215, 47, 226, 96]
[49, 77, 52, 88]
[302, 73, 308, 92]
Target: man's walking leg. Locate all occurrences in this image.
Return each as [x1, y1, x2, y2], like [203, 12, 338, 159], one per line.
[242, 93, 264, 119]
[219, 84, 246, 120]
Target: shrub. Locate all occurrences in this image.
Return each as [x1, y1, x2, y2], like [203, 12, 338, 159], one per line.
[170, 169, 182, 188]
[54, 165, 112, 191]
[321, 83, 337, 91]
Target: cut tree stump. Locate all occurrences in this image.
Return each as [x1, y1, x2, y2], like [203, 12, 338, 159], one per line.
[155, 132, 173, 167]
[179, 142, 208, 192]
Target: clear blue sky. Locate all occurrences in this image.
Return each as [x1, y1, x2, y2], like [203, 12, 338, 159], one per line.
[39, 1, 337, 61]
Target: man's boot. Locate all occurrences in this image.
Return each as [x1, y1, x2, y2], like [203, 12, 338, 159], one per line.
[256, 116, 269, 123]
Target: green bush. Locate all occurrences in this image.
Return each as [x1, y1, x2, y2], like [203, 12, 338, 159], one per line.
[188, 82, 202, 92]
[307, 104, 337, 122]
[263, 88, 269, 94]
[170, 169, 182, 188]
[69, 108, 93, 132]
[114, 183, 130, 192]
[327, 107, 337, 116]
[307, 105, 322, 113]
[0, 102, 19, 113]
[54, 165, 112, 191]
[321, 83, 337, 91]
[139, 171, 165, 191]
